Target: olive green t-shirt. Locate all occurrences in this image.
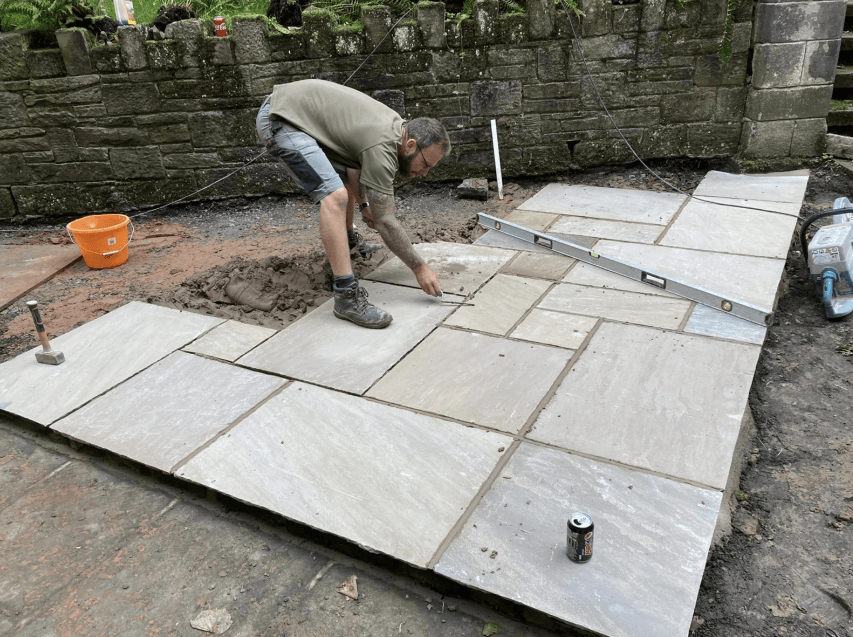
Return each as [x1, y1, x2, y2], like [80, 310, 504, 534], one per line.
[268, 79, 403, 195]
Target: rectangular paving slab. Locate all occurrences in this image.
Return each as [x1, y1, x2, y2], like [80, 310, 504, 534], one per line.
[510, 309, 598, 350]
[517, 184, 687, 225]
[528, 322, 761, 489]
[684, 304, 768, 345]
[474, 229, 596, 253]
[538, 283, 692, 330]
[504, 210, 561, 230]
[659, 196, 800, 259]
[53, 351, 285, 473]
[563, 262, 678, 297]
[548, 215, 665, 244]
[434, 443, 722, 637]
[183, 319, 277, 362]
[591, 240, 786, 311]
[443, 274, 553, 336]
[501, 252, 574, 280]
[692, 170, 809, 204]
[367, 327, 572, 433]
[0, 244, 81, 311]
[0, 302, 223, 426]
[237, 281, 457, 394]
[177, 382, 511, 567]
[365, 242, 515, 296]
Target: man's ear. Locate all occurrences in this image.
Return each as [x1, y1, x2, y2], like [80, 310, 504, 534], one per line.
[402, 136, 417, 155]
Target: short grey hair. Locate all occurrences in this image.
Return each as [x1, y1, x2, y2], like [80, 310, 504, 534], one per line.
[406, 118, 451, 157]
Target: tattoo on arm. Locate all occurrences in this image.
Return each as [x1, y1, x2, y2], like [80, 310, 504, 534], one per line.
[366, 189, 424, 271]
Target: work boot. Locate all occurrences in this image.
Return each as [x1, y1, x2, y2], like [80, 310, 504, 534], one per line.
[348, 229, 381, 258]
[333, 281, 393, 329]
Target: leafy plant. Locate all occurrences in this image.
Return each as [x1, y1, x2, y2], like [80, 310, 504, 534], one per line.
[0, 0, 92, 31]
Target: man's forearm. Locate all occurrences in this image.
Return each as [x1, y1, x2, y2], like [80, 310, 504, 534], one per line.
[366, 189, 424, 271]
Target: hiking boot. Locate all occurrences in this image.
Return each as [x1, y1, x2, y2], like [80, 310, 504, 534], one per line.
[348, 229, 381, 258]
[333, 282, 393, 329]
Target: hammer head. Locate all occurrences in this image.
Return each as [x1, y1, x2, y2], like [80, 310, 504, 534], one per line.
[35, 349, 65, 365]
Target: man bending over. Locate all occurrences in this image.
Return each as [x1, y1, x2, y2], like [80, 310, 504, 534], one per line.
[256, 79, 451, 329]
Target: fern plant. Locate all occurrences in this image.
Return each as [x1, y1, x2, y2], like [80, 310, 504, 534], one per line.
[0, 0, 97, 31]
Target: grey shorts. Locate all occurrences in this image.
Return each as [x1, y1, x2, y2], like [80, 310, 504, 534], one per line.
[256, 95, 345, 204]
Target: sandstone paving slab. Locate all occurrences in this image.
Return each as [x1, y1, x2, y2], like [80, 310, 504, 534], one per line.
[548, 215, 665, 243]
[538, 283, 692, 330]
[692, 170, 809, 204]
[0, 243, 81, 311]
[365, 242, 515, 295]
[659, 196, 800, 259]
[367, 327, 572, 433]
[592, 240, 785, 311]
[504, 210, 560, 230]
[183, 319, 277, 362]
[0, 421, 70, 512]
[53, 351, 285, 473]
[510, 309, 598, 350]
[528, 322, 761, 489]
[517, 184, 686, 225]
[563, 262, 678, 297]
[0, 458, 175, 625]
[237, 281, 457, 394]
[0, 302, 223, 426]
[684, 304, 768, 345]
[443, 274, 553, 336]
[177, 382, 511, 567]
[474, 229, 596, 253]
[434, 443, 722, 637]
[501, 252, 574, 280]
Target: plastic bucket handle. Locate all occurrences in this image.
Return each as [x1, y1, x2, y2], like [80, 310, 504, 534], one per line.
[67, 219, 134, 256]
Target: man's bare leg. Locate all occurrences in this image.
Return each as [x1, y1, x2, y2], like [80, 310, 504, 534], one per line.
[319, 187, 352, 276]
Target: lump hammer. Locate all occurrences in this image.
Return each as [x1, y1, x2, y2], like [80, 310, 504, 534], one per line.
[26, 300, 65, 365]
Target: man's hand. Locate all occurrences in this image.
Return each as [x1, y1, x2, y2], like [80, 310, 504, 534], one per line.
[413, 263, 441, 297]
[360, 202, 375, 229]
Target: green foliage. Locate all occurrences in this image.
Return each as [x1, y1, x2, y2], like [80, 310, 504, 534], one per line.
[735, 490, 749, 502]
[308, 0, 412, 25]
[482, 623, 502, 636]
[0, 0, 87, 31]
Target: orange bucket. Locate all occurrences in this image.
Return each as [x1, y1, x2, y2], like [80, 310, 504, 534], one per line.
[66, 214, 134, 269]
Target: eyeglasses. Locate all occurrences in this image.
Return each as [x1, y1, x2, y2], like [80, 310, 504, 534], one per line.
[417, 144, 438, 169]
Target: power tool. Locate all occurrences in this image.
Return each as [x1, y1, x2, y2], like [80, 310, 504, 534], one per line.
[801, 197, 853, 319]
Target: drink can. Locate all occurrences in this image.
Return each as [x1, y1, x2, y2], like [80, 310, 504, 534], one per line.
[214, 16, 228, 37]
[566, 512, 594, 563]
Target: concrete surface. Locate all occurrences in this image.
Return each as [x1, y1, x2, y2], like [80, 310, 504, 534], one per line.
[237, 281, 459, 394]
[517, 184, 687, 224]
[53, 351, 284, 472]
[367, 327, 572, 434]
[183, 319, 277, 362]
[528, 322, 762, 489]
[0, 301, 222, 425]
[178, 382, 511, 568]
[0, 244, 81, 311]
[435, 443, 722, 637]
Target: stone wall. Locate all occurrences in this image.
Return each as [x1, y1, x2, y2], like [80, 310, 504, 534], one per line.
[0, 0, 839, 220]
[740, 0, 845, 157]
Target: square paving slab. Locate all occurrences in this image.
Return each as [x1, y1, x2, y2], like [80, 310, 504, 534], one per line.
[528, 322, 761, 489]
[659, 197, 800, 259]
[517, 184, 687, 225]
[183, 319, 277, 362]
[538, 283, 692, 330]
[434, 443, 722, 637]
[591, 240, 785, 311]
[0, 302, 222, 425]
[443, 274, 553, 336]
[684, 304, 767, 345]
[510, 309, 598, 350]
[501, 252, 574, 280]
[365, 242, 514, 295]
[367, 327, 572, 433]
[692, 170, 809, 204]
[177, 382, 511, 567]
[52, 351, 285, 473]
[237, 281, 458, 394]
[0, 244, 81, 311]
[548, 216, 665, 243]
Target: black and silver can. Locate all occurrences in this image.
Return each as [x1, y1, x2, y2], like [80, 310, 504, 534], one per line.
[566, 512, 594, 563]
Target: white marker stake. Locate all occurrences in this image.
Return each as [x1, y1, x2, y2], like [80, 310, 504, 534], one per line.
[490, 119, 503, 201]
